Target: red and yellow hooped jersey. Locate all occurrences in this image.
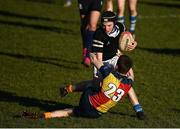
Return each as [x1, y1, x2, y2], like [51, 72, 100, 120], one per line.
[89, 73, 132, 113]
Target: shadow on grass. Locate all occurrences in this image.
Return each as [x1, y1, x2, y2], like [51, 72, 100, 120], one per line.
[0, 90, 73, 111]
[0, 51, 80, 70]
[109, 111, 136, 118]
[0, 10, 79, 25]
[171, 108, 180, 113]
[0, 19, 77, 35]
[0, 90, 135, 119]
[137, 47, 180, 57]
[26, 0, 55, 4]
[0, 10, 56, 22]
[138, 0, 180, 9]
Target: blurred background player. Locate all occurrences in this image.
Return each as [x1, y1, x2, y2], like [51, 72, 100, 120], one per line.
[117, 0, 138, 37]
[64, 0, 72, 7]
[105, 0, 113, 11]
[105, 0, 138, 38]
[78, 0, 103, 67]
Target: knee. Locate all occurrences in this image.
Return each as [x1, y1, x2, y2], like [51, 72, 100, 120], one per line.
[88, 24, 97, 31]
[129, 8, 137, 16]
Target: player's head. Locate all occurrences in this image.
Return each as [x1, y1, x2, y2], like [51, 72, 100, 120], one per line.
[116, 55, 133, 74]
[101, 11, 117, 33]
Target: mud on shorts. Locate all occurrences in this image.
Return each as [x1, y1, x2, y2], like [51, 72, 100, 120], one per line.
[78, 0, 103, 15]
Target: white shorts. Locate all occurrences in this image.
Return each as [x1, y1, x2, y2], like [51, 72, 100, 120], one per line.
[93, 55, 119, 78]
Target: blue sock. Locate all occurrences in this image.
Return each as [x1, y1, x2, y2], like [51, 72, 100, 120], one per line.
[133, 104, 143, 112]
[117, 16, 125, 24]
[85, 30, 95, 57]
[129, 15, 137, 33]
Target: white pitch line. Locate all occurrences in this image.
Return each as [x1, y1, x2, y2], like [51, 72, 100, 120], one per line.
[138, 14, 180, 19]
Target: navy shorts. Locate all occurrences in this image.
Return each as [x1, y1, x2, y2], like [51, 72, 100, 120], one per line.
[78, 0, 103, 15]
[73, 87, 101, 118]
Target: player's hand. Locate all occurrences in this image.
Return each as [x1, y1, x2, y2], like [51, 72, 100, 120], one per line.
[116, 49, 123, 57]
[90, 53, 103, 69]
[90, 53, 96, 62]
[127, 40, 137, 51]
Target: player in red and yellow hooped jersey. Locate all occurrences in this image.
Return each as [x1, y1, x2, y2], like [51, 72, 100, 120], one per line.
[39, 54, 136, 119]
[89, 70, 132, 113]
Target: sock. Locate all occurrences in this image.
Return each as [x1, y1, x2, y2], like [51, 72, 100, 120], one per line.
[85, 30, 95, 58]
[65, 84, 73, 93]
[83, 48, 87, 59]
[129, 15, 137, 33]
[133, 104, 143, 113]
[44, 112, 52, 119]
[117, 16, 125, 24]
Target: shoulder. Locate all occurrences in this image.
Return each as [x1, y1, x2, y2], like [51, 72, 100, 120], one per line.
[94, 27, 107, 41]
[116, 22, 126, 32]
[113, 72, 133, 85]
[95, 27, 105, 36]
[99, 65, 114, 78]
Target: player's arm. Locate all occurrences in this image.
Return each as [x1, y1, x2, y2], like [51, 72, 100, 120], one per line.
[90, 53, 104, 69]
[126, 68, 134, 81]
[95, 52, 103, 61]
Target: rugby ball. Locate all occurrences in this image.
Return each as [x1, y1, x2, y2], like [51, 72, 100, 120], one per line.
[118, 31, 134, 51]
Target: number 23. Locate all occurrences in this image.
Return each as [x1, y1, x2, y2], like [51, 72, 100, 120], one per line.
[104, 83, 125, 102]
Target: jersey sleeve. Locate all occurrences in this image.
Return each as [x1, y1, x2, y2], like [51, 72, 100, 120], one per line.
[91, 28, 105, 53]
[99, 65, 113, 79]
[117, 22, 127, 32]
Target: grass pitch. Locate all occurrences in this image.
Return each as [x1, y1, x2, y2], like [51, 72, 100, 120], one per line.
[0, 0, 180, 127]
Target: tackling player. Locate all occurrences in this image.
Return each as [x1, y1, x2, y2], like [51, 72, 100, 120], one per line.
[23, 55, 140, 119]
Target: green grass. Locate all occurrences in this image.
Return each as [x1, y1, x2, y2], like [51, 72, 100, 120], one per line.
[0, 0, 180, 127]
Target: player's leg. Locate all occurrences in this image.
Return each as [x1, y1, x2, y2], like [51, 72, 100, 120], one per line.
[117, 0, 126, 23]
[44, 108, 73, 119]
[128, 0, 138, 36]
[60, 80, 99, 97]
[83, 10, 101, 67]
[78, 0, 90, 64]
[105, 0, 114, 11]
[80, 15, 89, 62]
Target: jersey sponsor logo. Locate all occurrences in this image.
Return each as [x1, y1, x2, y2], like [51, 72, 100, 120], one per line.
[106, 41, 110, 45]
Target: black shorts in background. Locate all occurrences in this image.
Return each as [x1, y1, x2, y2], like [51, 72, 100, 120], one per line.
[78, 0, 103, 15]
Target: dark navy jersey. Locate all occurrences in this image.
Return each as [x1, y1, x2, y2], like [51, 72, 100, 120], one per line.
[92, 22, 126, 61]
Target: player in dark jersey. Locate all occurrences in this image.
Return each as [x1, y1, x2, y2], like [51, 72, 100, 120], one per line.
[78, 0, 104, 67]
[24, 55, 137, 119]
[91, 11, 137, 78]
